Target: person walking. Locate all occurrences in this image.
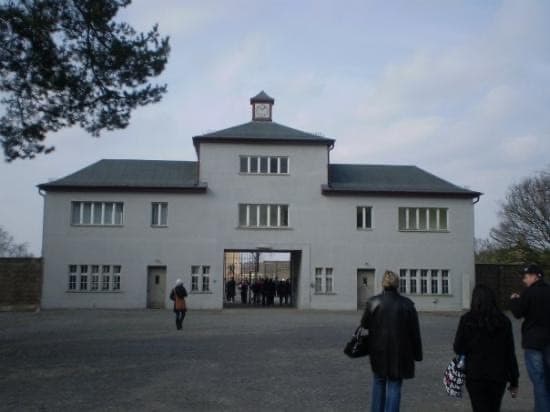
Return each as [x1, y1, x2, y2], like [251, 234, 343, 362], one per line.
[453, 284, 519, 412]
[169, 278, 188, 330]
[361, 270, 422, 412]
[226, 277, 236, 303]
[510, 264, 550, 412]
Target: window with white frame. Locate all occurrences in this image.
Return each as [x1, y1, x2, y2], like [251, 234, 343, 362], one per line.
[325, 268, 333, 293]
[356, 206, 373, 229]
[68, 265, 77, 290]
[202, 266, 210, 292]
[113, 265, 121, 290]
[314, 268, 323, 293]
[67, 264, 121, 292]
[191, 266, 200, 291]
[238, 204, 289, 228]
[442, 270, 450, 294]
[420, 269, 428, 294]
[190, 265, 210, 292]
[314, 267, 334, 294]
[151, 202, 168, 226]
[399, 268, 451, 295]
[239, 155, 289, 175]
[71, 201, 124, 226]
[398, 207, 448, 231]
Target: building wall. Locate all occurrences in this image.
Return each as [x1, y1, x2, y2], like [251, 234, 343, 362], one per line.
[41, 142, 476, 311]
[0, 257, 42, 311]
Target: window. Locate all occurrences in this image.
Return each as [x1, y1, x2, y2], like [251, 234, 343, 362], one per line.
[68, 264, 121, 292]
[190, 265, 210, 292]
[112, 266, 121, 290]
[420, 270, 428, 294]
[191, 266, 200, 291]
[431, 270, 439, 294]
[238, 204, 289, 228]
[356, 206, 373, 229]
[80, 275, 88, 290]
[202, 266, 210, 292]
[151, 203, 168, 226]
[409, 270, 417, 294]
[442, 270, 449, 294]
[102, 275, 110, 290]
[91, 275, 99, 291]
[398, 207, 448, 232]
[314, 268, 323, 293]
[71, 202, 124, 226]
[325, 268, 333, 293]
[399, 268, 451, 295]
[68, 266, 77, 290]
[239, 155, 289, 175]
[113, 276, 121, 290]
[314, 267, 334, 294]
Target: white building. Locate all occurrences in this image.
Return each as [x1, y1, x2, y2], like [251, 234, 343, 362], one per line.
[38, 92, 481, 311]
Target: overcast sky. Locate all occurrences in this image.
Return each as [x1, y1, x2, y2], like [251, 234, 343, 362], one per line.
[1, 0, 549, 255]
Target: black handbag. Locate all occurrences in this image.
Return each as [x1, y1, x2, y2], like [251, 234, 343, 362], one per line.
[344, 326, 369, 358]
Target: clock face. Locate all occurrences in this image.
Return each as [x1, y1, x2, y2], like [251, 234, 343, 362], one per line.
[255, 103, 270, 119]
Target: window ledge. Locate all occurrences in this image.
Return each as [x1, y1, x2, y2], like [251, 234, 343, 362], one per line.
[66, 290, 123, 293]
[398, 229, 449, 233]
[238, 173, 290, 176]
[237, 226, 292, 231]
[357, 228, 374, 231]
[71, 224, 124, 228]
[403, 293, 453, 297]
[151, 225, 168, 229]
[313, 292, 337, 295]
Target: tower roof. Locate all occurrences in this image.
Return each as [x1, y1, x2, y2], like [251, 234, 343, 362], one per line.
[250, 91, 275, 104]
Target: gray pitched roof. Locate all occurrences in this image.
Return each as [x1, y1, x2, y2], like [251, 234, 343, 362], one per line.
[250, 91, 274, 103]
[193, 121, 334, 145]
[324, 164, 481, 197]
[38, 159, 206, 192]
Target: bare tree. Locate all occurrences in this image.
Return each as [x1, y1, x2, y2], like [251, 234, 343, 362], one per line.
[490, 167, 550, 252]
[0, 225, 32, 257]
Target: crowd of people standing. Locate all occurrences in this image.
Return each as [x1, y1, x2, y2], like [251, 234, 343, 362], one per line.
[225, 277, 292, 306]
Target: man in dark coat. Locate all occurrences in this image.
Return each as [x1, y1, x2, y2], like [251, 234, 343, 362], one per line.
[226, 277, 236, 303]
[510, 264, 550, 412]
[361, 270, 422, 412]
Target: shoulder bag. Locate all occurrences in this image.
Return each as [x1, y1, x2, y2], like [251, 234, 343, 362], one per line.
[344, 326, 369, 358]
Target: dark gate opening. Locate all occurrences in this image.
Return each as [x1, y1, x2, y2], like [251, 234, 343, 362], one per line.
[223, 250, 298, 308]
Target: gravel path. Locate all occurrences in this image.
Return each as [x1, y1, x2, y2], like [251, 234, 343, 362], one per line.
[0, 309, 533, 411]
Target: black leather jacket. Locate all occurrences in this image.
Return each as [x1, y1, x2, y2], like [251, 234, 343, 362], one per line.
[361, 288, 423, 379]
[510, 279, 550, 350]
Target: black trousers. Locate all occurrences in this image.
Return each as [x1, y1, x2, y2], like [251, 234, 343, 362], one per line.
[175, 310, 186, 330]
[466, 379, 507, 412]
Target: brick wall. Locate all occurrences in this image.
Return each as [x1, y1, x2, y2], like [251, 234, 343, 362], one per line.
[0, 258, 42, 311]
[475, 263, 546, 310]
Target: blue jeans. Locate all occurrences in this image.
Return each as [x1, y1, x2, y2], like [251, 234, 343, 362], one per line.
[371, 374, 402, 412]
[524, 346, 550, 412]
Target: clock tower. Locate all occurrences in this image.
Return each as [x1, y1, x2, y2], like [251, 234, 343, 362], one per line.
[250, 91, 274, 121]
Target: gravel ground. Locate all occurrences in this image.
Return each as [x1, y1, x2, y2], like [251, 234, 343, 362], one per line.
[0, 309, 534, 412]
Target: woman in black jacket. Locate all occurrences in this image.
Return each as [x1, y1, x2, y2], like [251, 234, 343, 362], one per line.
[453, 284, 519, 412]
